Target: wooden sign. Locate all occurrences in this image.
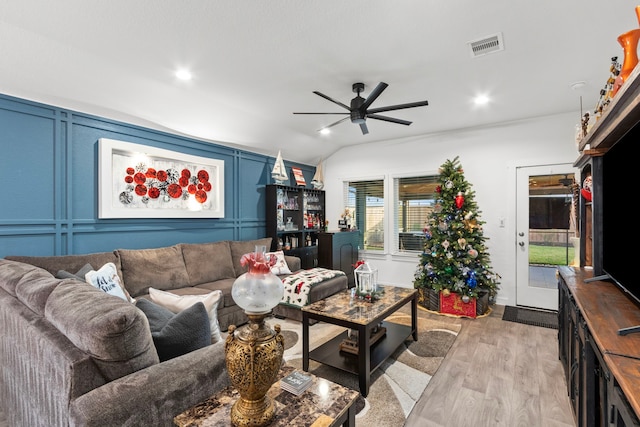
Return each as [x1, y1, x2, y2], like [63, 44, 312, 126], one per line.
[291, 167, 306, 186]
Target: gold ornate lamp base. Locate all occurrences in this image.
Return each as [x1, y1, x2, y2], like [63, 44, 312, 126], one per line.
[224, 313, 284, 427]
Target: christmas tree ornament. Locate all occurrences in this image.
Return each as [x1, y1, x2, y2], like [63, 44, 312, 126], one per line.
[457, 238, 466, 249]
[464, 211, 474, 220]
[445, 180, 454, 189]
[464, 219, 478, 231]
[436, 185, 442, 193]
[442, 288, 451, 297]
[468, 248, 478, 258]
[442, 240, 450, 249]
[466, 271, 477, 288]
[455, 192, 464, 209]
[461, 295, 470, 303]
[434, 203, 442, 213]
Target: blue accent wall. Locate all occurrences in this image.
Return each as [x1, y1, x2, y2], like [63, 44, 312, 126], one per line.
[0, 93, 315, 258]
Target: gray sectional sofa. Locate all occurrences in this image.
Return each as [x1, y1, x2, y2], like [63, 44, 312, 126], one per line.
[0, 238, 347, 426]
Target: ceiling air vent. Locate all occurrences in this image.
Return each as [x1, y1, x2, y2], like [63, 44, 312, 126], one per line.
[468, 32, 504, 57]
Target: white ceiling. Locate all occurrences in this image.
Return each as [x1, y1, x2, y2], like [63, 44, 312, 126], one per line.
[0, 1, 637, 164]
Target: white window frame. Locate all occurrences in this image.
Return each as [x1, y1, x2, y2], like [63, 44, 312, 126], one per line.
[343, 175, 386, 254]
[390, 171, 439, 256]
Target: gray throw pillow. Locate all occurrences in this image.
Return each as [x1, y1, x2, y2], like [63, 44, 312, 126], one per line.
[55, 263, 94, 281]
[136, 299, 211, 362]
[136, 298, 174, 330]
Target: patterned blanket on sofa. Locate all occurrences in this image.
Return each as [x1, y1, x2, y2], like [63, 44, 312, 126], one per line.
[280, 268, 346, 308]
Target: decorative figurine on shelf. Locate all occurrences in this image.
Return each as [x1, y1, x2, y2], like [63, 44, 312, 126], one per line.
[594, 57, 620, 117]
[339, 208, 354, 231]
[581, 112, 590, 139]
[581, 175, 592, 202]
[271, 150, 288, 185]
[311, 159, 324, 190]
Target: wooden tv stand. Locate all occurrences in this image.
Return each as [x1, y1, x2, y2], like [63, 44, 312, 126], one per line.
[558, 266, 640, 426]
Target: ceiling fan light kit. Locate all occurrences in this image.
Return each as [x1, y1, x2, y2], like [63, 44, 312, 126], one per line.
[294, 82, 428, 135]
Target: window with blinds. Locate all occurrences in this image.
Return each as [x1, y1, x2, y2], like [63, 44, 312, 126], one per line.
[394, 175, 438, 252]
[344, 179, 384, 251]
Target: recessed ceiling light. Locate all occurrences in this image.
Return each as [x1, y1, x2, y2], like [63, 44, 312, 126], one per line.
[473, 94, 490, 106]
[319, 128, 331, 135]
[175, 69, 192, 81]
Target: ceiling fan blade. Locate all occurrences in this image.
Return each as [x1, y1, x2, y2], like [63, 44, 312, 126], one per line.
[313, 91, 351, 110]
[317, 116, 350, 132]
[359, 122, 369, 135]
[293, 112, 349, 115]
[368, 114, 412, 126]
[367, 100, 429, 114]
[360, 82, 388, 111]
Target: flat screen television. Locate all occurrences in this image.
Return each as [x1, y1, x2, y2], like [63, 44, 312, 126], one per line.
[601, 122, 640, 334]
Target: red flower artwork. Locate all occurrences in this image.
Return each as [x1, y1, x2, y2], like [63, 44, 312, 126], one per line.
[120, 164, 214, 207]
[135, 185, 147, 196]
[167, 183, 182, 199]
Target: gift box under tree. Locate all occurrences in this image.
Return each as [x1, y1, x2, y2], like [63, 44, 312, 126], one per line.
[440, 291, 476, 318]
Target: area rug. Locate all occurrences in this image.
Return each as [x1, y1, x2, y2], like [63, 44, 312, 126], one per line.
[267, 307, 460, 427]
[502, 305, 558, 329]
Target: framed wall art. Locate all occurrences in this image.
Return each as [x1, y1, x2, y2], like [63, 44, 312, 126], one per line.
[98, 138, 225, 218]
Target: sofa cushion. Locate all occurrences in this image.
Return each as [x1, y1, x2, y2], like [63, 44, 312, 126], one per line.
[136, 299, 211, 362]
[5, 252, 122, 279]
[181, 241, 236, 285]
[84, 262, 132, 302]
[148, 287, 223, 343]
[229, 238, 272, 276]
[0, 259, 54, 298]
[10, 263, 62, 316]
[116, 245, 190, 297]
[193, 277, 236, 308]
[45, 281, 159, 382]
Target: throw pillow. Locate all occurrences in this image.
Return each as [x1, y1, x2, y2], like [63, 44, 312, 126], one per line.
[267, 251, 292, 275]
[148, 288, 223, 343]
[135, 298, 174, 331]
[84, 262, 131, 302]
[136, 299, 211, 362]
[55, 263, 95, 281]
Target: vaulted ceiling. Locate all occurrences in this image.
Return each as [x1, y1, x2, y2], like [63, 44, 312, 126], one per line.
[0, 1, 636, 164]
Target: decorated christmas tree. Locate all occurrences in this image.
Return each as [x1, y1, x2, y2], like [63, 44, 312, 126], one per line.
[413, 156, 499, 306]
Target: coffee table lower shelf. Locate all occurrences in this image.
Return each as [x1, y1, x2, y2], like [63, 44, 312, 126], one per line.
[309, 321, 411, 375]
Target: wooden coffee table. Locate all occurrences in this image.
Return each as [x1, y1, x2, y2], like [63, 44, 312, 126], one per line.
[301, 285, 417, 398]
[174, 364, 359, 427]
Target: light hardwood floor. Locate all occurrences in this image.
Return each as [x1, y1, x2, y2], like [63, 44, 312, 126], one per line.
[405, 304, 575, 427]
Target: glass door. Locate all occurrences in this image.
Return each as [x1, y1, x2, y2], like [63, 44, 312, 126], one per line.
[516, 164, 578, 310]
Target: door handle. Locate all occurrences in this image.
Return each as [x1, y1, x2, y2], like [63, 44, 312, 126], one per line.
[519, 241, 525, 247]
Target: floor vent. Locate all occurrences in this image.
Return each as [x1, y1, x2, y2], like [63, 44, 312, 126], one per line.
[468, 32, 504, 57]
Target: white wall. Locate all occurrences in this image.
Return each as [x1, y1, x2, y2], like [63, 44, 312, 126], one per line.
[321, 112, 581, 307]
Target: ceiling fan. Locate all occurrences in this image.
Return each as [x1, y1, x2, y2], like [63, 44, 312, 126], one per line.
[293, 82, 428, 135]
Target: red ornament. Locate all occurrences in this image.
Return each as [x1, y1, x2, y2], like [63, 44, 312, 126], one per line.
[455, 192, 464, 209]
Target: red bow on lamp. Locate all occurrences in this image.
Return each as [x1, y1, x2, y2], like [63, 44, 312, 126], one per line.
[352, 260, 366, 269]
